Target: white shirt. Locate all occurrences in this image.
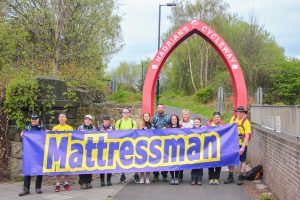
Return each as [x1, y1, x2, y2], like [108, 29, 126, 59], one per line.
[180, 120, 194, 128]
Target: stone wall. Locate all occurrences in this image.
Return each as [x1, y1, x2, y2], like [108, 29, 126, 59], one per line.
[247, 124, 300, 200]
[8, 101, 141, 179]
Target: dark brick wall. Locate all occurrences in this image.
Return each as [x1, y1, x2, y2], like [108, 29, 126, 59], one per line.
[247, 124, 300, 200]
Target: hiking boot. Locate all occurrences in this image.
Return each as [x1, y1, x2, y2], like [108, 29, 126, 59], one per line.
[36, 188, 42, 194]
[152, 175, 159, 182]
[237, 175, 244, 185]
[120, 174, 126, 183]
[64, 184, 70, 191]
[81, 183, 88, 190]
[133, 174, 140, 183]
[162, 176, 168, 182]
[86, 183, 92, 189]
[174, 178, 179, 185]
[224, 174, 234, 184]
[19, 187, 30, 196]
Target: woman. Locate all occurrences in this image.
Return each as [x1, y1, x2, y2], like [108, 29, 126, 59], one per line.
[207, 112, 225, 185]
[77, 114, 97, 190]
[138, 112, 153, 184]
[169, 115, 182, 185]
[99, 114, 114, 186]
[191, 117, 203, 185]
[179, 109, 194, 182]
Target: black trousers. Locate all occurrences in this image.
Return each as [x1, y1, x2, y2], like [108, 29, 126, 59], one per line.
[153, 171, 168, 177]
[100, 173, 112, 180]
[79, 174, 92, 184]
[208, 167, 222, 180]
[24, 176, 43, 189]
[191, 169, 203, 180]
[178, 170, 184, 179]
[170, 171, 180, 179]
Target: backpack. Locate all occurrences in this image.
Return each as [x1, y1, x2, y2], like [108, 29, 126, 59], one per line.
[118, 118, 134, 129]
[153, 114, 169, 128]
[232, 116, 252, 141]
[243, 165, 263, 180]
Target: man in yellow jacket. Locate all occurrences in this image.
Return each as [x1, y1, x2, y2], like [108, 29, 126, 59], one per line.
[224, 106, 251, 185]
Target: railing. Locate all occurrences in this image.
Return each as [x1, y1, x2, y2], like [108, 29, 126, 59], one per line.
[250, 105, 300, 136]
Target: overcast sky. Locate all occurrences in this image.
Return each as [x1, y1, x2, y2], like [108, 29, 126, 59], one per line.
[108, 0, 300, 69]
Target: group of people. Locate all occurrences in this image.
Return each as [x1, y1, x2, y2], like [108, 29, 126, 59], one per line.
[19, 104, 251, 197]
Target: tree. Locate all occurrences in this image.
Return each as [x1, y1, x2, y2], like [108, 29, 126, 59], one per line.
[266, 59, 300, 105]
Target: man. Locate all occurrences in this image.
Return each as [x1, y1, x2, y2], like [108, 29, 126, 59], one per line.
[152, 103, 170, 182]
[99, 114, 114, 186]
[52, 113, 74, 192]
[77, 114, 96, 189]
[224, 106, 251, 185]
[115, 107, 138, 183]
[19, 113, 44, 196]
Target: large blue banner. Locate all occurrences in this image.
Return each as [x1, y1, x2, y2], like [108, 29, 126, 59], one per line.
[22, 124, 240, 176]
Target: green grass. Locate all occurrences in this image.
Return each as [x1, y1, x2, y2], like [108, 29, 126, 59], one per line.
[160, 92, 215, 120]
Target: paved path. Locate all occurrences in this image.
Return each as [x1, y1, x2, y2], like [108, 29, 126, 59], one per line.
[0, 174, 126, 200]
[113, 170, 253, 200]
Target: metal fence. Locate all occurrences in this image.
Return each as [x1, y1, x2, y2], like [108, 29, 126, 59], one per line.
[250, 105, 300, 136]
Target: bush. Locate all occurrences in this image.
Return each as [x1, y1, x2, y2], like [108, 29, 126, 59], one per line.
[107, 90, 141, 103]
[193, 86, 213, 104]
[260, 193, 274, 200]
[4, 76, 56, 129]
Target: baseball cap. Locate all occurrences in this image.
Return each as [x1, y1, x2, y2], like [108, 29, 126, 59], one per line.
[103, 114, 110, 120]
[85, 114, 93, 120]
[31, 113, 39, 119]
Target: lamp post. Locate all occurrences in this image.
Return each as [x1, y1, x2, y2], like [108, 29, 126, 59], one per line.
[156, 3, 176, 106]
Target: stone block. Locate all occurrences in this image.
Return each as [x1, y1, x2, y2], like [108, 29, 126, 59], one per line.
[9, 157, 22, 176]
[11, 141, 22, 159]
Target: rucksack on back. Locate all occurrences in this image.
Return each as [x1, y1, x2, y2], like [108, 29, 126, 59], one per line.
[244, 165, 263, 180]
[233, 116, 252, 141]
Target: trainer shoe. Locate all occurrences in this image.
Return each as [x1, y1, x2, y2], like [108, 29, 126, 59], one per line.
[197, 179, 202, 185]
[133, 174, 140, 183]
[140, 177, 145, 184]
[214, 179, 219, 185]
[209, 179, 214, 185]
[174, 178, 180, 185]
[145, 178, 150, 184]
[55, 185, 60, 192]
[169, 178, 175, 185]
[191, 180, 196, 185]
[64, 184, 70, 191]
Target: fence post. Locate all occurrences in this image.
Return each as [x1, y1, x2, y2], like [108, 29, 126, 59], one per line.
[217, 87, 224, 113]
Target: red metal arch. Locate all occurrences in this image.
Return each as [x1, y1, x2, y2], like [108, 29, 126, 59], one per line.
[142, 19, 247, 115]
